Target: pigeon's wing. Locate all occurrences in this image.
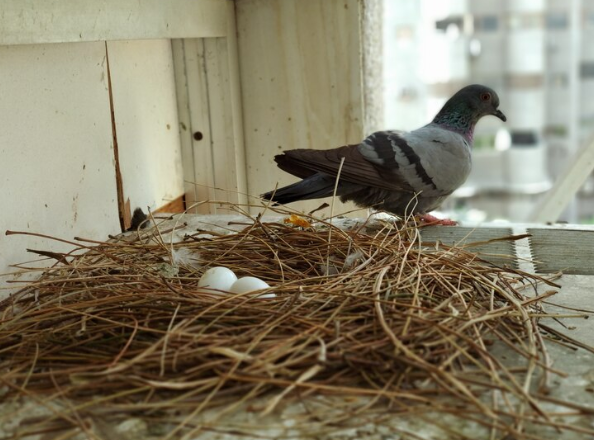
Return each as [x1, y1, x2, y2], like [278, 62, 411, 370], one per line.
[359, 128, 472, 196]
[274, 131, 421, 193]
[275, 128, 472, 195]
[399, 125, 473, 195]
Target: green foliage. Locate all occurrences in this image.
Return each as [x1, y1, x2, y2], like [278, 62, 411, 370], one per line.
[473, 134, 496, 150]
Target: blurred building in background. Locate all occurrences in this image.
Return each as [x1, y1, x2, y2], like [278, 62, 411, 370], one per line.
[383, 0, 594, 223]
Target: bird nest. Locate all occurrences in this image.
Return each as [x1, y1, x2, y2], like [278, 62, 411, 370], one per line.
[0, 207, 591, 439]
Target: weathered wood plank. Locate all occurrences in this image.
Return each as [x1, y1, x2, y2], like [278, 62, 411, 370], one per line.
[529, 228, 594, 275]
[0, 42, 120, 296]
[235, 0, 365, 216]
[420, 227, 517, 268]
[0, 0, 227, 45]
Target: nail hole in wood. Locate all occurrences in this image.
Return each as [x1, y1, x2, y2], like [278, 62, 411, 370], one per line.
[193, 131, 203, 141]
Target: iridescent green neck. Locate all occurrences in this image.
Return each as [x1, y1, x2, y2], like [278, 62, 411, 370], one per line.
[432, 107, 477, 143]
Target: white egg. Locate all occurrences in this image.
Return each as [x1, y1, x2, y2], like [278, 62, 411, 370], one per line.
[198, 267, 237, 293]
[230, 277, 274, 297]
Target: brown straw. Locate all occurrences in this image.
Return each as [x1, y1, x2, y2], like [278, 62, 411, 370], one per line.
[1, 205, 592, 439]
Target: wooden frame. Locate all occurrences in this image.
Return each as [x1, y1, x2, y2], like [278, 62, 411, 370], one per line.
[173, 0, 366, 216]
[172, 2, 248, 214]
[0, 0, 227, 45]
[233, 0, 365, 216]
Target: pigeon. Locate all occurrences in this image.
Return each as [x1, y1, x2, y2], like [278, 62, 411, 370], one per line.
[261, 84, 506, 224]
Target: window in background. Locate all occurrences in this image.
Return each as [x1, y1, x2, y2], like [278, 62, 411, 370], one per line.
[549, 73, 569, 87]
[474, 15, 499, 32]
[580, 62, 594, 79]
[546, 12, 568, 30]
[507, 13, 543, 30]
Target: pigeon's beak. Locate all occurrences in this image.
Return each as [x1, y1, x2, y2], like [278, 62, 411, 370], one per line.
[493, 109, 507, 122]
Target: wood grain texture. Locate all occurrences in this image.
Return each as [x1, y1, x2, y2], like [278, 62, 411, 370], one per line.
[528, 228, 594, 275]
[224, 0, 249, 207]
[172, 39, 200, 211]
[180, 39, 217, 214]
[420, 227, 517, 268]
[172, 2, 247, 214]
[0, 0, 228, 45]
[235, 0, 366, 216]
[204, 37, 246, 208]
[156, 195, 186, 214]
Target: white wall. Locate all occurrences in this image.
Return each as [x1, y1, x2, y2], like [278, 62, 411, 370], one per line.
[0, 0, 238, 297]
[0, 40, 184, 297]
[235, 0, 365, 216]
[0, 42, 120, 295]
[108, 40, 184, 213]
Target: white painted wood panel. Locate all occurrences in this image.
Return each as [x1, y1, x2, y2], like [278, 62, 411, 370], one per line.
[175, 37, 248, 215]
[0, 0, 227, 46]
[235, 0, 366, 216]
[107, 40, 184, 215]
[173, 2, 247, 215]
[204, 37, 247, 208]
[224, 0, 249, 208]
[172, 39, 201, 210]
[0, 42, 120, 297]
[180, 38, 218, 214]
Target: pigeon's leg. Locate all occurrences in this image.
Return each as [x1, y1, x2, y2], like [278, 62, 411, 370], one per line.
[417, 213, 458, 226]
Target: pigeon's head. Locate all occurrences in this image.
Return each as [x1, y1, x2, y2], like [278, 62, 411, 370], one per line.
[460, 84, 506, 122]
[433, 85, 506, 136]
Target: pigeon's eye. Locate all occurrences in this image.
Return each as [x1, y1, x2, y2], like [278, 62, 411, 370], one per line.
[480, 92, 491, 101]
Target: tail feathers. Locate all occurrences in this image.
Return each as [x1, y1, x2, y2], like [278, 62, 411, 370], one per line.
[262, 174, 335, 205]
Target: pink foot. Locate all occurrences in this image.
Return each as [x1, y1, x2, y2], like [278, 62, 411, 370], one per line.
[418, 213, 457, 226]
